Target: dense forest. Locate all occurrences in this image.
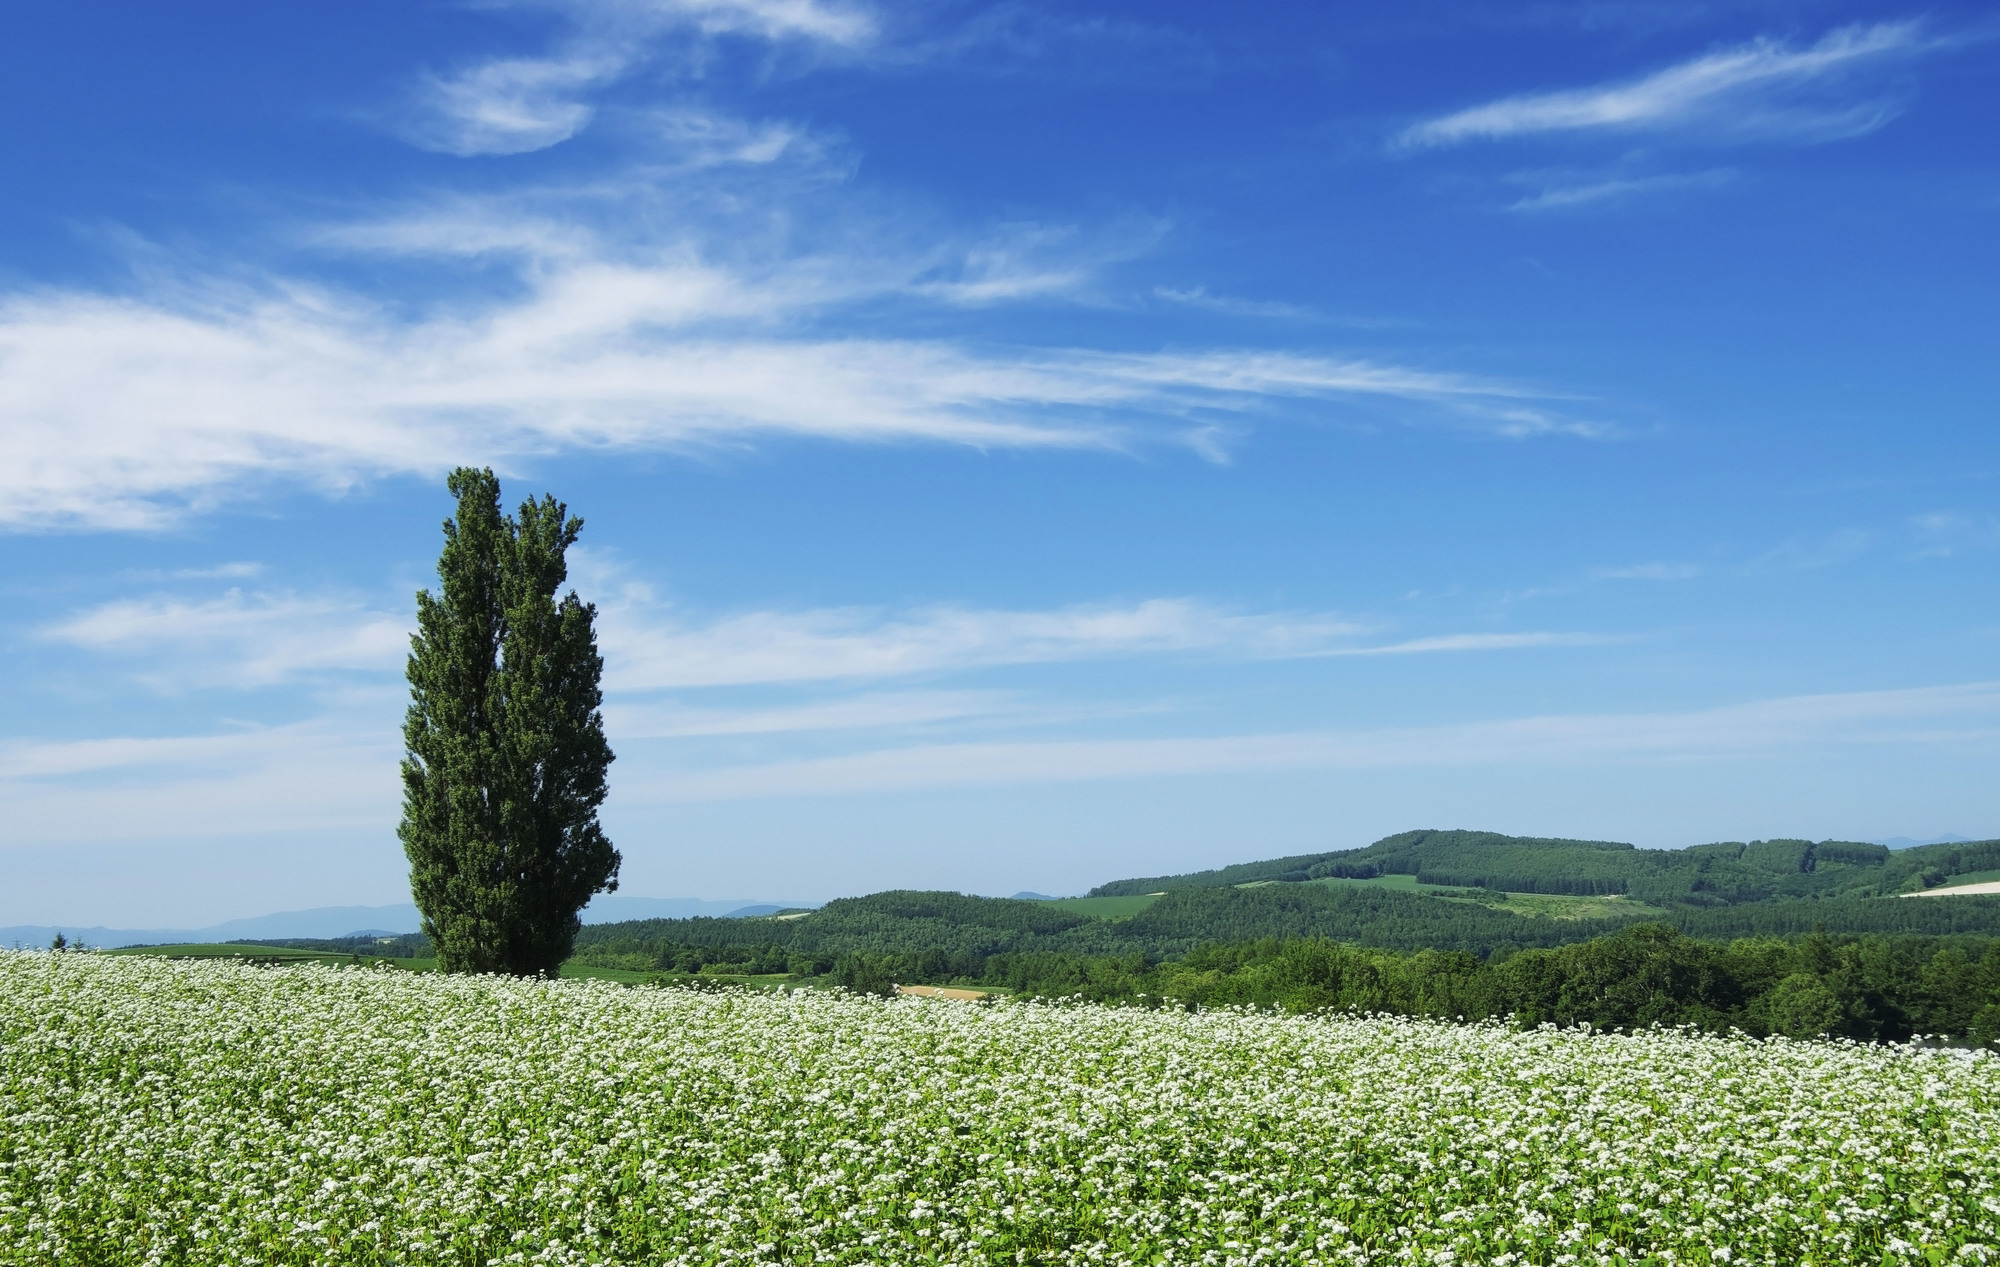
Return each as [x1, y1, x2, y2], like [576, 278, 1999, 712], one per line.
[570, 881, 2000, 967]
[1088, 829, 2000, 904]
[551, 828, 2000, 1045]
[567, 922, 2000, 1046]
[987, 926, 2000, 1045]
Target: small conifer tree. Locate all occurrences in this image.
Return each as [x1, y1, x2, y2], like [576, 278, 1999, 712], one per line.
[400, 467, 619, 975]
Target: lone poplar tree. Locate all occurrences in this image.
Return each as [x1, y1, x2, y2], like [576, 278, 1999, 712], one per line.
[400, 467, 619, 975]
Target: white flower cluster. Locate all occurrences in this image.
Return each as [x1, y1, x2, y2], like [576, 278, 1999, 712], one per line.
[2, 953, 1995, 1266]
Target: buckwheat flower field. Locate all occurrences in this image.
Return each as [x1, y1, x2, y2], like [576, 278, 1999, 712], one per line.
[3, 955, 1997, 1266]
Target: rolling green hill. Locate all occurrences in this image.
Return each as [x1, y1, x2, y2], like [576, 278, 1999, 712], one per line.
[1040, 894, 1159, 919]
[571, 879, 2000, 973]
[117, 829, 2000, 991]
[99, 827, 2000, 1051]
[1088, 829, 2000, 906]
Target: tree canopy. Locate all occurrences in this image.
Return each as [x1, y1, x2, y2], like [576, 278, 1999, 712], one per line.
[400, 467, 619, 976]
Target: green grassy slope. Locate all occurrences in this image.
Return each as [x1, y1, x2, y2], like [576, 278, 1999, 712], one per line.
[1089, 830, 2000, 905]
[1912, 868, 2000, 891]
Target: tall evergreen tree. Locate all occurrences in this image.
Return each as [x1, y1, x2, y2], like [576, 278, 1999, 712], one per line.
[400, 467, 619, 975]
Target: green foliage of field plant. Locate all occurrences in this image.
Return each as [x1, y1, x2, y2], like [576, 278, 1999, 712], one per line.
[5, 952, 1998, 1266]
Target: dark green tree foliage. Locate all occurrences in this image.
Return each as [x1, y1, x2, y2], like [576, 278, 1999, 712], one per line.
[1673, 896, 2000, 939]
[1089, 829, 2000, 905]
[401, 467, 619, 976]
[1101, 883, 1620, 955]
[1147, 926, 2000, 1044]
[571, 886, 2000, 975]
[1084, 850, 1353, 895]
[562, 889, 2000, 1043]
[584, 923, 2000, 1045]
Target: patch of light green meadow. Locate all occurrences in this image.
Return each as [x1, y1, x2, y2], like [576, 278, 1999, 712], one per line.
[2, 952, 1996, 1266]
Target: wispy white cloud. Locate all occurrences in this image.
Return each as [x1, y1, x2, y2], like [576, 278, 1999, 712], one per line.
[1586, 562, 1700, 582]
[602, 598, 1365, 688]
[1913, 511, 2000, 558]
[1507, 168, 1734, 212]
[135, 561, 265, 581]
[1325, 631, 1610, 657]
[1402, 21, 1927, 149]
[637, 680, 2000, 801]
[640, 107, 828, 168]
[907, 220, 1165, 306]
[407, 53, 619, 156]
[1501, 560, 1700, 605]
[1751, 527, 1871, 571]
[402, 0, 878, 156]
[909, 4, 1214, 86]
[0, 0, 1622, 534]
[603, 690, 1053, 738]
[0, 264, 1589, 530]
[598, 595, 1596, 688]
[1152, 286, 1315, 320]
[39, 579, 1594, 696]
[44, 591, 410, 690]
[21, 666, 1994, 833]
[0, 717, 399, 842]
[0, 726, 323, 782]
[396, 0, 1218, 158]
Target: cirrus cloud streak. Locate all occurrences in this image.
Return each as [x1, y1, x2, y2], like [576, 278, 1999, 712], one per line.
[1402, 21, 1927, 149]
[643, 680, 2000, 801]
[0, 277, 1584, 531]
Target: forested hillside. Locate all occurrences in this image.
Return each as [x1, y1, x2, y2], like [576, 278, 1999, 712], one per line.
[567, 912, 2000, 1045]
[1088, 829, 2000, 904]
[1055, 925, 2000, 1045]
[548, 828, 2000, 1045]
[571, 883, 2000, 972]
[570, 884, 1620, 967]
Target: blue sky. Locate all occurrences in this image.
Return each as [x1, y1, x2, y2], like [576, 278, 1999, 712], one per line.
[4, 0, 1998, 927]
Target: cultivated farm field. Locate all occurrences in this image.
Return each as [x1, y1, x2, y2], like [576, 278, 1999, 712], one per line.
[2, 954, 1996, 1266]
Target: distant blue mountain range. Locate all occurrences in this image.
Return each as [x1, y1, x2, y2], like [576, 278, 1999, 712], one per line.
[1, 893, 814, 951]
[1873, 834, 1974, 850]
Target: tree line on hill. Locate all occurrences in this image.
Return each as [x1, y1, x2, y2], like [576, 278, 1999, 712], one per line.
[557, 879, 2000, 1045]
[618, 926, 2000, 1046]
[1020, 926, 2000, 1045]
[571, 883, 2000, 967]
[1087, 829, 2000, 906]
[235, 935, 432, 959]
[238, 914, 2000, 1044]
